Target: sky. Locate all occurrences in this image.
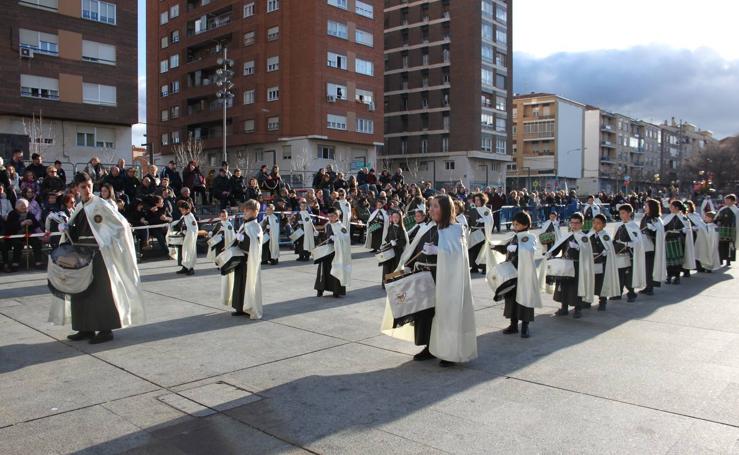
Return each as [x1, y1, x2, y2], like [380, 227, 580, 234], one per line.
[134, 0, 739, 145]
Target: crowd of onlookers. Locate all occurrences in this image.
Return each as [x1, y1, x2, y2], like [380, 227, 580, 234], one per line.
[0, 148, 705, 273]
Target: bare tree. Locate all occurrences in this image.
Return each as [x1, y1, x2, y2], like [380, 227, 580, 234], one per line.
[22, 112, 55, 157]
[404, 158, 421, 182]
[98, 145, 118, 166]
[172, 133, 204, 169]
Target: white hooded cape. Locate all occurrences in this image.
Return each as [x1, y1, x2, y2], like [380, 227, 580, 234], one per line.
[209, 220, 235, 307]
[473, 206, 495, 266]
[613, 221, 648, 288]
[644, 218, 668, 283]
[365, 208, 389, 250]
[540, 232, 595, 303]
[330, 221, 352, 287]
[264, 213, 281, 260]
[697, 223, 721, 270]
[236, 219, 264, 319]
[168, 212, 198, 269]
[582, 203, 601, 218]
[429, 223, 478, 363]
[589, 231, 622, 298]
[395, 221, 435, 273]
[496, 232, 543, 309]
[298, 211, 317, 253]
[49, 195, 146, 328]
[338, 199, 352, 229]
[662, 214, 697, 271]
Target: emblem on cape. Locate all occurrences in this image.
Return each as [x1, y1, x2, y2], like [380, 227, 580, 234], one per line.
[603, 234, 610, 241]
[228, 225, 232, 230]
[93, 214, 103, 224]
[632, 231, 638, 237]
[395, 291, 407, 304]
[341, 227, 347, 234]
[581, 235, 589, 243]
[304, 217, 310, 222]
[521, 236, 529, 243]
[485, 210, 490, 216]
[192, 221, 197, 226]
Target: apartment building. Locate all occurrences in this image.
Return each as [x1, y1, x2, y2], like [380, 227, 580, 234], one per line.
[381, 0, 512, 189]
[510, 93, 585, 191]
[0, 0, 137, 165]
[147, 0, 384, 183]
[658, 118, 717, 186]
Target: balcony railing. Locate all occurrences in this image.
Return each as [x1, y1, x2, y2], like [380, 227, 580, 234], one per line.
[188, 15, 231, 36]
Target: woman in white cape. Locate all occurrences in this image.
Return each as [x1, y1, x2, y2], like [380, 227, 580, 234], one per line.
[365, 199, 388, 252]
[49, 172, 145, 344]
[231, 200, 264, 319]
[168, 201, 198, 275]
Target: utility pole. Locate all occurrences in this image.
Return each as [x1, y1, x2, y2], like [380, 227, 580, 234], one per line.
[215, 46, 234, 164]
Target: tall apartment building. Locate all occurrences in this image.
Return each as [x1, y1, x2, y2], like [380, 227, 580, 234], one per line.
[510, 93, 585, 191]
[147, 0, 384, 181]
[658, 118, 717, 185]
[0, 0, 137, 165]
[381, 0, 512, 189]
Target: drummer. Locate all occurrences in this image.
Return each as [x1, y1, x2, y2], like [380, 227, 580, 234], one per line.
[172, 200, 198, 276]
[207, 209, 236, 307]
[365, 199, 388, 252]
[467, 192, 492, 275]
[380, 210, 408, 288]
[582, 195, 601, 233]
[406, 209, 429, 244]
[261, 204, 280, 265]
[231, 200, 264, 319]
[293, 199, 316, 262]
[589, 214, 621, 311]
[314, 207, 351, 298]
[491, 211, 540, 338]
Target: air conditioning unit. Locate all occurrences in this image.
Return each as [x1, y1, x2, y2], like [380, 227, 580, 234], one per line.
[327, 95, 336, 103]
[368, 103, 376, 111]
[20, 47, 33, 58]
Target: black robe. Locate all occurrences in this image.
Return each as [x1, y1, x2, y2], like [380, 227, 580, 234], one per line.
[467, 208, 486, 271]
[67, 209, 121, 332]
[231, 218, 255, 313]
[715, 207, 736, 261]
[314, 223, 346, 295]
[614, 224, 635, 293]
[664, 215, 687, 277]
[640, 216, 659, 288]
[551, 234, 582, 308]
[590, 231, 608, 297]
[381, 223, 406, 282]
[493, 234, 534, 322]
[367, 212, 385, 251]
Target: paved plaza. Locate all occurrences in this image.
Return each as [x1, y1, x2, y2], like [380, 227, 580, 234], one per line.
[2, 231, 739, 454]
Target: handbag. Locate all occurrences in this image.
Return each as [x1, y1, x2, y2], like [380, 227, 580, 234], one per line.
[47, 243, 95, 295]
[385, 270, 436, 319]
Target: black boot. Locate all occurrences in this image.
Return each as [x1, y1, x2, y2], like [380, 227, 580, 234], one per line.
[89, 330, 114, 344]
[520, 322, 530, 338]
[555, 304, 568, 316]
[597, 298, 607, 311]
[673, 276, 681, 285]
[176, 267, 187, 274]
[639, 287, 654, 296]
[683, 270, 690, 278]
[502, 320, 518, 334]
[573, 305, 582, 319]
[185, 268, 195, 276]
[413, 346, 435, 361]
[626, 290, 637, 303]
[665, 276, 672, 285]
[67, 331, 94, 341]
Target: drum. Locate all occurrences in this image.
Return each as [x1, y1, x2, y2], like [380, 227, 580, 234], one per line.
[313, 243, 335, 264]
[47, 244, 95, 295]
[207, 232, 223, 248]
[539, 232, 556, 245]
[385, 270, 436, 319]
[403, 214, 416, 231]
[665, 238, 685, 267]
[614, 254, 631, 269]
[593, 262, 604, 275]
[167, 233, 185, 246]
[546, 258, 576, 278]
[719, 226, 735, 242]
[583, 219, 593, 232]
[488, 261, 518, 301]
[368, 222, 383, 234]
[289, 229, 304, 242]
[469, 229, 485, 247]
[375, 246, 396, 264]
[215, 246, 244, 275]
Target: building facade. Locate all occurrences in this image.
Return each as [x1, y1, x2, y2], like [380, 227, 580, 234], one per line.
[658, 118, 717, 187]
[381, 0, 512, 189]
[510, 93, 585, 191]
[0, 0, 137, 165]
[147, 0, 384, 185]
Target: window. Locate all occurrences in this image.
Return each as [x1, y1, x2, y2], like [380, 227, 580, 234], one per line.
[481, 135, 493, 152]
[496, 96, 506, 111]
[244, 119, 255, 132]
[170, 4, 179, 18]
[495, 52, 505, 67]
[496, 28, 507, 45]
[244, 2, 255, 17]
[161, 84, 169, 97]
[161, 109, 169, 122]
[83, 82, 117, 106]
[171, 30, 180, 43]
[243, 60, 255, 75]
[496, 4, 507, 24]
[355, 88, 373, 104]
[442, 136, 449, 153]
[160, 11, 169, 24]
[327, 83, 346, 100]
[495, 73, 506, 89]
[482, 24, 493, 41]
[20, 74, 59, 100]
[327, 114, 347, 130]
[81, 0, 115, 24]
[161, 133, 169, 146]
[327, 52, 347, 70]
[482, 45, 493, 62]
[19, 29, 59, 55]
[76, 131, 95, 147]
[243, 89, 255, 104]
[171, 80, 180, 94]
[95, 129, 114, 148]
[317, 144, 336, 159]
[267, 86, 279, 101]
[82, 40, 116, 65]
[328, 0, 347, 10]
[170, 54, 179, 69]
[481, 68, 493, 86]
[356, 118, 374, 134]
[327, 20, 348, 39]
[161, 36, 169, 48]
[20, 0, 58, 10]
[481, 113, 494, 126]
[267, 56, 279, 72]
[171, 105, 180, 119]
[445, 160, 455, 170]
[481, 0, 493, 17]
[267, 26, 279, 41]
[355, 58, 374, 76]
[282, 146, 292, 160]
[267, 116, 280, 131]
[355, 0, 373, 18]
[421, 138, 428, 153]
[355, 29, 373, 47]
[170, 130, 180, 144]
[267, 0, 279, 12]
[244, 31, 256, 46]
[496, 136, 506, 154]
[160, 59, 169, 73]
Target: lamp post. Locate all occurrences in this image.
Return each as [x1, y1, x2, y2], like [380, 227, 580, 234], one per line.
[215, 47, 234, 164]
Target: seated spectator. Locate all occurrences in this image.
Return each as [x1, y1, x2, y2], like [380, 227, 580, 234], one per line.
[19, 170, 38, 195]
[0, 184, 13, 220]
[245, 177, 261, 202]
[1, 198, 43, 271]
[26, 153, 46, 180]
[53, 160, 67, 184]
[40, 166, 65, 198]
[230, 169, 246, 204]
[212, 168, 231, 209]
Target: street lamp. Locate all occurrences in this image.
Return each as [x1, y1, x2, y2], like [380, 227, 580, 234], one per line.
[215, 47, 235, 164]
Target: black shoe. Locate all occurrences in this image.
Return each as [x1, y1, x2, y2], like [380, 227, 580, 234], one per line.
[185, 268, 195, 276]
[673, 277, 681, 285]
[439, 360, 455, 368]
[413, 347, 435, 361]
[176, 267, 187, 274]
[89, 331, 113, 344]
[627, 294, 636, 303]
[610, 296, 622, 301]
[502, 324, 518, 335]
[683, 271, 690, 278]
[470, 267, 479, 274]
[573, 309, 582, 319]
[665, 277, 672, 285]
[67, 331, 94, 341]
[639, 288, 654, 296]
[583, 302, 592, 309]
[333, 293, 341, 298]
[317, 290, 324, 297]
[597, 302, 607, 311]
[520, 323, 530, 338]
[232, 311, 246, 316]
[555, 309, 569, 316]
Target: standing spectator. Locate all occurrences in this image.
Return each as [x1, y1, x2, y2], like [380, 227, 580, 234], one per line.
[123, 167, 140, 202]
[40, 166, 64, 198]
[212, 168, 232, 209]
[6, 165, 20, 196]
[26, 153, 46, 180]
[9, 150, 26, 177]
[162, 161, 183, 194]
[392, 168, 404, 186]
[312, 167, 327, 188]
[334, 172, 348, 192]
[230, 168, 246, 204]
[220, 161, 232, 178]
[53, 160, 67, 184]
[261, 165, 281, 195]
[182, 161, 206, 205]
[356, 167, 368, 191]
[136, 176, 157, 201]
[204, 169, 216, 204]
[0, 184, 12, 220]
[145, 195, 172, 253]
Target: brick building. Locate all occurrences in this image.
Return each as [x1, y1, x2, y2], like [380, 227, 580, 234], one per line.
[0, 0, 137, 165]
[147, 0, 384, 184]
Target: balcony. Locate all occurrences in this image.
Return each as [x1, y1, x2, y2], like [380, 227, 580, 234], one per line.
[600, 124, 614, 131]
[600, 141, 616, 148]
[523, 131, 555, 140]
[187, 9, 232, 37]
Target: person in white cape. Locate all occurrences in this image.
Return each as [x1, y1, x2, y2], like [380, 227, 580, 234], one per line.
[697, 211, 721, 272]
[581, 195, 601, 233]
[168, 200, 198, 275]
[365, 199, 389, 252]
[545, 212, 595, 319]
[336, 189, 352, 235]
[315, 208, 351, 297]
[260, 204, 281, 265]
[662, 200, 696, 285]
[588, 214, 622, 311]
[207, 209, 236, 306]
[638, 198, 667, 295]
[231, 200, 264, 319]
[538, 210, 562, 254]
[685, 200, 709, 274]
[611, 203, 647, 302]
[49, 172, 145, 344]
[489, 211, 541, 338]
[293, 199, 316, 262]
[714, 194, 738, 266]
[466, 192, 493, 275]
